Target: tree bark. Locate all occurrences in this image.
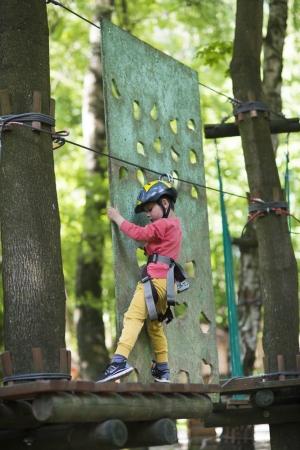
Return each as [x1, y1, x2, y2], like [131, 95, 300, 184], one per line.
[263, 0, 288, 152]
[237, 227, 261, 378]
[75, 0, 113, 380]
[230, 1, 299, 448]
[0, 1, 66, 374]
[218, 227, 258, 450]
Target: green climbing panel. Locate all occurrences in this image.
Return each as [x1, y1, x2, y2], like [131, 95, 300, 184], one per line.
[100, 18, 218, 385]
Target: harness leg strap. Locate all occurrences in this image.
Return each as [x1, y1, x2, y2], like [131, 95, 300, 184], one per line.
[142, 278, 158, 321]
[167, 263, 176, 305]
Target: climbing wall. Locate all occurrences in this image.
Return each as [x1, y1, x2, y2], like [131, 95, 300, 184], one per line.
[100, 18, 218, 386]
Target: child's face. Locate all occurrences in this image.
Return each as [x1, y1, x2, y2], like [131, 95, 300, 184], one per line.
[143, 202, 164, 222]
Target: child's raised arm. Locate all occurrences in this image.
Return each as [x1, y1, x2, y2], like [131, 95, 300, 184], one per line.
[107, 205, 125, 227]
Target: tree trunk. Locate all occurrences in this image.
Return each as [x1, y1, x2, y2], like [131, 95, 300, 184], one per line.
[0, 1, 66, 374]
[75, 0, 113, 380]
[263, 0, 288, 153]
[230, 1, 299, 448]
[218, 229, 258, 450]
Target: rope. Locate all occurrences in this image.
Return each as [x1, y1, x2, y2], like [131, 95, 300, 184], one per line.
[216, 150, 243, 378]
[1, 113, 55, 127]
[0, 114, 70, 152]
[3, 372, 71, 384]
[233, 101, 285, 119]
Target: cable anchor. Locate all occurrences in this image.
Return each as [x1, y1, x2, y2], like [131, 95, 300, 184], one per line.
[158, 173, 174, 184]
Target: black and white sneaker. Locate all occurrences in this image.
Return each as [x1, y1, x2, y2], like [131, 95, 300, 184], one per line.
[96, 361, 133, 383]
[150, 360, 171, 383]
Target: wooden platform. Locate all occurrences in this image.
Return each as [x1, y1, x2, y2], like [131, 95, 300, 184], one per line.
[2, 374, 300, 402]
[0, 379, 221, 401]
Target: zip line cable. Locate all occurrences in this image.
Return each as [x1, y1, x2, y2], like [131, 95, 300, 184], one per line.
[3, 119, 300, 232]
[2, 120, 300, 233]
[63, 137, 249, 200]
[46, 0, 100, 29]
[198, 82, 241, 106]
[0, 120, 247, 200]
[46, 0, 288, 122]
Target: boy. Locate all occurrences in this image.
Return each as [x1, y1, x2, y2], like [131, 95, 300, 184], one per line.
[96, 175, 182, 383]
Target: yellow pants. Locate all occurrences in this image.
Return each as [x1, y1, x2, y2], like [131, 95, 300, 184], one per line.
[116, 279, 169, 363]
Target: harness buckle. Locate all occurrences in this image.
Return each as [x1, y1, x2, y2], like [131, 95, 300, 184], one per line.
[141, 275, 151, 283]
[152, 253, 158, 263]
[177, 280, 190, 293]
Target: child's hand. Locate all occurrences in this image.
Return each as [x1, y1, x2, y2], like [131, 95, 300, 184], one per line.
[107, 205, 124, 226]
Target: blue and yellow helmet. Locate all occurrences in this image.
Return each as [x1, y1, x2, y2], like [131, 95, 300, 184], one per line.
[135, 174, 177, 214]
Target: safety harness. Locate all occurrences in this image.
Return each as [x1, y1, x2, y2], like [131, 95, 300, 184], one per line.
[141, 253, 189, 324]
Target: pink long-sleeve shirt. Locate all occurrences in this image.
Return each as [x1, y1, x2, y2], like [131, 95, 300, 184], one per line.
[120, 218, 182, 278]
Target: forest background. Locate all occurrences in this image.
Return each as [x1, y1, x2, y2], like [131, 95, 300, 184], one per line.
[1, 0, 300, 379]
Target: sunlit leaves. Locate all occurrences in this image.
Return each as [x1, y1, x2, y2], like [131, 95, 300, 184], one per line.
[197, 40, 233, 77]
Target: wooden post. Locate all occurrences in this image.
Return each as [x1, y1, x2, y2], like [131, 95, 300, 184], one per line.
[0, 400, 40, 430]
[204, 119, 300, 139]
[32, 348, 44, 373]
[49, 98, 56, 138]
[32, 91, 42, 131]
[296, 355, 300, 378]
[0, 420, 128, 450]
[277, 355, 285, 380]
[125, 418, 177, 447]
[32, 392, 213, 423]
[0, 351, 14, 385]
[263, 356, 270, 374]
[0, 90, 12, 130]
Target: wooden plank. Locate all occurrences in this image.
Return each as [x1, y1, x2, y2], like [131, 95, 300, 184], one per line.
[97, 382, 221, 394]
[273, 188, 282, 215]
[227, 399, 252, 409]
[2, 376, 300, 403]
[32, 348, 44, 373]
[0, 90, 12, 130]
[67, 350, 71, 374]
[277, 355, 285, 380]
[32, 91, 41, 130]
[296, 354, 300, 378]
[220, 376, 300, 395]
[59, 349, 68, 374]
[204, 404, 300, 427]
[49, 98, 56, 138]
[0, 380, 221, 401]
[204, 119, 300, 139]
[0, 351, 14, 378]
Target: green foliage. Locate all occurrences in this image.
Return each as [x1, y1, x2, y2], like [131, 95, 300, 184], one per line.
[291, 0, 300, 31]
[197, 41, 233, 77]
